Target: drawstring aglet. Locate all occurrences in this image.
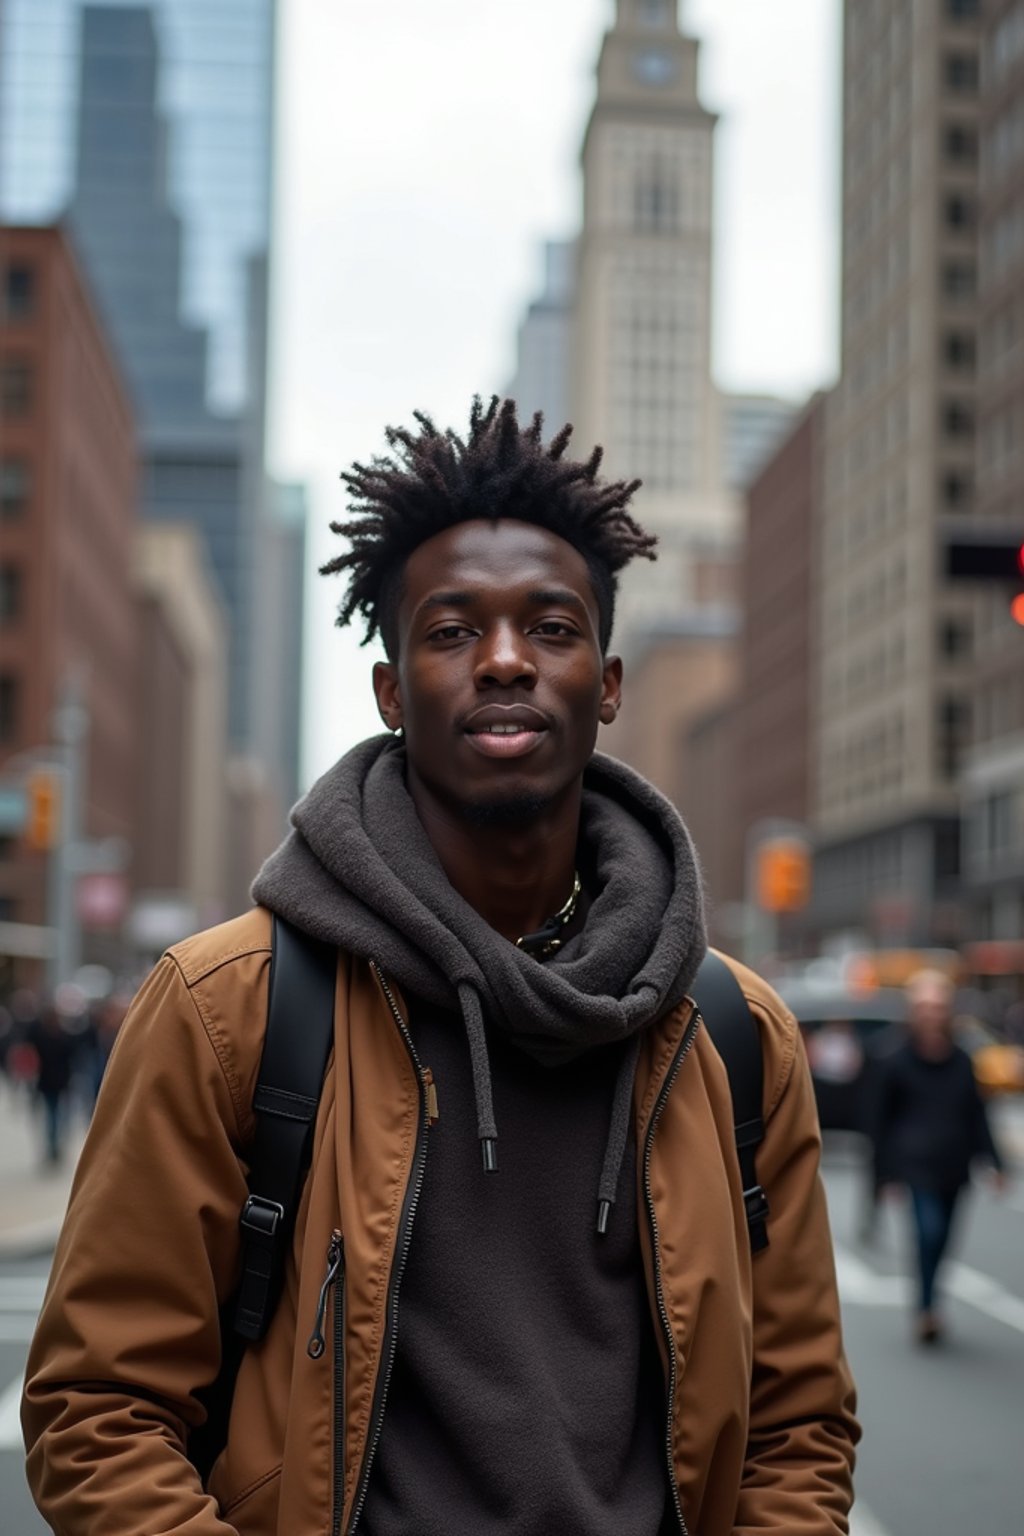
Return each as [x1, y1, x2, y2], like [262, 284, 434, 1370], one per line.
[596, 1198, 612, 1235]
[481, 1137, 498, 1173]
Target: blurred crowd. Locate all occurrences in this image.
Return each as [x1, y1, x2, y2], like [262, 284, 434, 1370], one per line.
[0, 982, 133, 1166]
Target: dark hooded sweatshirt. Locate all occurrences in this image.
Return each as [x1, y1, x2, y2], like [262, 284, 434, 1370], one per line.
[253, 735, 706, 1534]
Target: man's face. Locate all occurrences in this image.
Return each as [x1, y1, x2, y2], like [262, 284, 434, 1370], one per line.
[372, 519, 622, 824]
[906, 972, 954, 1053]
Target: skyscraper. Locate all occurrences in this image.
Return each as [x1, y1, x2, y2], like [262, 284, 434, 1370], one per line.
[571, 0, 737, 645]
[0, 0, 274, 416]
[0, 1, 303, 813]
[813, 0, 982, 945]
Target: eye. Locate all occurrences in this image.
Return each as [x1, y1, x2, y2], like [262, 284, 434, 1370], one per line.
[428, 623, 474, 643]
[532, 620, 578, 638]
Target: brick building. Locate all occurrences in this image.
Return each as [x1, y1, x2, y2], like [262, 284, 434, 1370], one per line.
[0, 225, 138, 972]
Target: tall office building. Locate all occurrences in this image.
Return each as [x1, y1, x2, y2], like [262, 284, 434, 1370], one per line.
[960, 0, 1024, 938]
[813, 0, 982, 945]
[0, 1, 304, 812]
[0, 225, 139, 973]
[571, 0, 737, 647]
[0, 0, 274, 416]
[506, 240, 575, 432]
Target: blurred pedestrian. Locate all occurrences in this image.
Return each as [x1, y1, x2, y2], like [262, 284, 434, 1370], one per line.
[28, 1005, 76, 1165]
[870, 968, 1006, 1344]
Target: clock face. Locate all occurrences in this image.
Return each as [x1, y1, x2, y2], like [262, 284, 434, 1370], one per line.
[632, 48, 678, 86]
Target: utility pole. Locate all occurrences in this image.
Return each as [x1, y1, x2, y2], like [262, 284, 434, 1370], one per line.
[46, 675, 89, 991]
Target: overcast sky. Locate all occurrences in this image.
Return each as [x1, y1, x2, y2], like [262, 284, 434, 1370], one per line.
[266, 0, 843, 789]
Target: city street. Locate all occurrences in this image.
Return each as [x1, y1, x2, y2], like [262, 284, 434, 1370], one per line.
[1, 1106, 1021, 1533]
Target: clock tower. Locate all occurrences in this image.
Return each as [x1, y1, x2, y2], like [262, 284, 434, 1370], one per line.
[571, 0, 734, 641]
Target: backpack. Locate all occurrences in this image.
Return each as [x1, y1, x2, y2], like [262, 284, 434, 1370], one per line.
[189, 917, 769, 1477]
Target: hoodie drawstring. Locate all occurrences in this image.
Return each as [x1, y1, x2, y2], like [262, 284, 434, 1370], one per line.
[457, 980, 642, 1230]
[457, 982, 499, 1173]
[596, 1034, 643, 1235]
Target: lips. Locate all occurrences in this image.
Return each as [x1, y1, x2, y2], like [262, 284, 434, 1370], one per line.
[462, 704, 551, 760]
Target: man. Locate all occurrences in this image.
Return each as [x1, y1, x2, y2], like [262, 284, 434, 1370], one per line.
[870, 968, 1006, 1344]
[24, 400, 858, 1534]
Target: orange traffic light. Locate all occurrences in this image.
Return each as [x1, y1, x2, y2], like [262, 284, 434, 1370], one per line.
[25, 770, 60, 850]
[756, 839, 810, 913]
[1012, 592, 1024, 627]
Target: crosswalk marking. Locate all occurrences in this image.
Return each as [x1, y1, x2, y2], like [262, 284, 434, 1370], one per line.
[0, 1374, 24, 1451]
[947, 1261, 1024, 1337]
[850, 1503, 893, 1535]
[835, 1243, 1024, 1338]
[834, 1247, 907, 1309]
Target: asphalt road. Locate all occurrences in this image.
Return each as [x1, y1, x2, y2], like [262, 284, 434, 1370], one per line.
[2, 1129, 1021, 1535]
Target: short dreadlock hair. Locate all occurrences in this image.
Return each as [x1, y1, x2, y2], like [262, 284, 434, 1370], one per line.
[321, 396, 657, 659]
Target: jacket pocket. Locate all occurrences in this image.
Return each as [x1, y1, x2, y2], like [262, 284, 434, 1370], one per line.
[221, 1461, 283, 1526]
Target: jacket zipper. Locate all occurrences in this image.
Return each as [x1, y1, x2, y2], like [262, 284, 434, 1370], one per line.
[346, 963, 430, 1535]
[644, 1008, 702, 1536]
[306, 1232, 347, 1536]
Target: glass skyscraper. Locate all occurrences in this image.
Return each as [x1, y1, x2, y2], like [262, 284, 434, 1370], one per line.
[0, 0, 274, 413]
[0, 0, 305, 805]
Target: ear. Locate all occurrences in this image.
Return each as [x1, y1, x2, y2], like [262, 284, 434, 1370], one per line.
[372, 660, 403, 732]
[599, 653, 623, 725]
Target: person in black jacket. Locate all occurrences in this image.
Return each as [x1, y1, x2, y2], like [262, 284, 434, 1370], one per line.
[871, 969, 1006, 1343]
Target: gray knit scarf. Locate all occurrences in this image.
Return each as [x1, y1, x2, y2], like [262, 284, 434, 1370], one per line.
[252, 734, 706, 1229]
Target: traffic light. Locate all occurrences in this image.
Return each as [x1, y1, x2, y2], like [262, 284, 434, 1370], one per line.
[25, 770, 60, 850]
[943, 526, 1024, 625]
[755, 838, 811, 914]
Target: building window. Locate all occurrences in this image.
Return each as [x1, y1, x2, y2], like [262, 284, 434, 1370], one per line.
[939, 616, 972, 659]
[942, 259, 975, 297]
[938, 695, 970, 781]
[943, 331, 976, 369]
[0, 565, 22, 626]
[633, 169, 678, 232]
[944, 193, 975, 230]
[942, 469, 973, 507]
[944, 124, 977, 162]
[943, 401, 974, 437]
[946, 0, 980, 16]
[945, 53, 979, 91]
[0, 674, 18, 745]
[2, 263, 35, 321]
[0, 360, 32, 418]
[0, 459, 30, 519]
[638, 0, 672, 25]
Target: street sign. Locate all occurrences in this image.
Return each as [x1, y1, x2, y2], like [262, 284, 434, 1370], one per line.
[76, 872, 129, 929]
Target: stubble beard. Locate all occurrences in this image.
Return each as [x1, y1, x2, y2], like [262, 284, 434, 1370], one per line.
[459, 789, 555, 827]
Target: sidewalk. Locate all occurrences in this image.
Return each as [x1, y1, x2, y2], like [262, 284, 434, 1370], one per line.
[0, 1083, 86, 1260]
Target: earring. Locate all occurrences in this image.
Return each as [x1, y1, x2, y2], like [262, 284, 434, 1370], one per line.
[392, 724, 404, 738]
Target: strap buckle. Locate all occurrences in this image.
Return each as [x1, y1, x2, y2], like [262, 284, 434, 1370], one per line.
[743, 1184, 770, 1225]
[240, 1194, 285, 1244]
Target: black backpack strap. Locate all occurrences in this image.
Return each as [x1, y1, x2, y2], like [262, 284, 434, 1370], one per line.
[691, 951, 770, 1255]
[233, 916, 337, 1341]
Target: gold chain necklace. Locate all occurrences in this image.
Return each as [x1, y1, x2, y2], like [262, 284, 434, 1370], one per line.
[514, 871, 582, 957]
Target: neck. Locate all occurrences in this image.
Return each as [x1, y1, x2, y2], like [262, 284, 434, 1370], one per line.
[407, 775, 583, 943]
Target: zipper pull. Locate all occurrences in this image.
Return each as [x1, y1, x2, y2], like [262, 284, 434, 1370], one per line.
[306, 1230, 344, 1359]
[423, 1067, 439, 1126]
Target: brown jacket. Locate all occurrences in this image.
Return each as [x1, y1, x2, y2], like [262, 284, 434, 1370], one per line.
[23, 907, 858, 1535]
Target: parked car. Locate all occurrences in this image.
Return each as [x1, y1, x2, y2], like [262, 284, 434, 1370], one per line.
[775, 981, 906, 1133]
[776, 979, 1024, 1130]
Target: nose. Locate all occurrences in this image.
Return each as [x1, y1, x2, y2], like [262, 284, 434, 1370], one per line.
[473, 621, 537, 689]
